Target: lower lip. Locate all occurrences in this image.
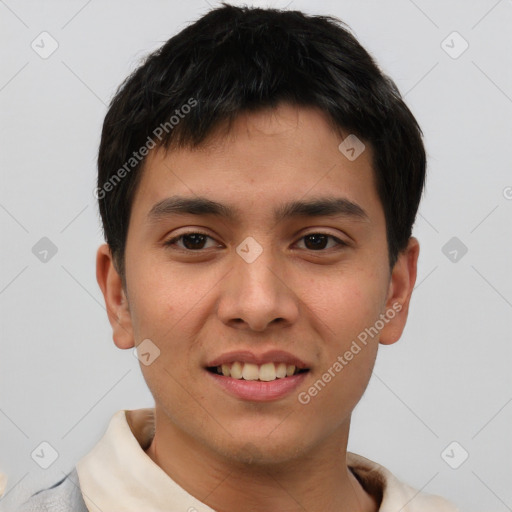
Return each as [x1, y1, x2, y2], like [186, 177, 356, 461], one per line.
[206, 370, 309, 402]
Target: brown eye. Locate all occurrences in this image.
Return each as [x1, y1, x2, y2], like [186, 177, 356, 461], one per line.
[181, 234, 208, 250]
[165, 232, 219, 250]
[297, 234, 347, 251]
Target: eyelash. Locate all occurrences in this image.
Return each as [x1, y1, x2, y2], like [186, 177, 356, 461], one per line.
[163, 231, 348, 252]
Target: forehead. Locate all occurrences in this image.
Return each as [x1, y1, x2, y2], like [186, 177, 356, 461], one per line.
[131, 104, 381, 224]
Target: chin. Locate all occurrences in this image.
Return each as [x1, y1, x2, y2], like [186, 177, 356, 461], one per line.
[214, 432, 312, 468]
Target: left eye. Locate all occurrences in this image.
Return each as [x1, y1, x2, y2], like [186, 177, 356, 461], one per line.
[296, 233, 346, 251]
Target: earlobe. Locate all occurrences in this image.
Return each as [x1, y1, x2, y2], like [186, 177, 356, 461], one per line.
[379, 237, 420, 346]
[96, 244, 135, 349]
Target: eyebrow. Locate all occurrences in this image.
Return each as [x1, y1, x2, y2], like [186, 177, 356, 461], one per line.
[147, 195, 369, 224]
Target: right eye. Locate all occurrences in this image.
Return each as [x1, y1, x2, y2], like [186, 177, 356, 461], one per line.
[164, 232, 222, 251]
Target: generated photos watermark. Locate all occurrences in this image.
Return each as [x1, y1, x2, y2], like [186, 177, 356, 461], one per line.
[94, 97, 198, 200]
[298, 301, 402, 405]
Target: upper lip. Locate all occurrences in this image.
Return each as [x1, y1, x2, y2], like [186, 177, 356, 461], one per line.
[205, 350, 309, 369]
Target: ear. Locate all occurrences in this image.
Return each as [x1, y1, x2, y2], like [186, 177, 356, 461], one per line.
[96, 244, 135, 349]
[379, 237, 419, 346]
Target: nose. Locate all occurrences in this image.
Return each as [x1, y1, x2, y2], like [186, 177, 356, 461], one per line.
[216, 246, 300, 332]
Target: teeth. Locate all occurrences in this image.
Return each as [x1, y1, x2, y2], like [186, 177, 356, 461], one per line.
[214, 362, 303, 381]
[259, 362, 276, 381]
[242, 363, 260, 381]
[276, 362, 287, 379]
[231, 361, 243, 379]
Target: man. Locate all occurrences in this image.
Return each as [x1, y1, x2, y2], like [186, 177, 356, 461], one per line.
[17, 3, 458, 511]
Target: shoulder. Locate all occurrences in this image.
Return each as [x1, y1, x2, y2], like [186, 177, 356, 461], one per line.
[14, 468, 88, 512]
[347, 452, 459, 512]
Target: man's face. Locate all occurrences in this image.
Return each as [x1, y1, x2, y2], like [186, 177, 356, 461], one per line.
[113, 104, 407, 464]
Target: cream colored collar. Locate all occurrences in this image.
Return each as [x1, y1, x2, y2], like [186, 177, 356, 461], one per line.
[76, 409, 457, 512]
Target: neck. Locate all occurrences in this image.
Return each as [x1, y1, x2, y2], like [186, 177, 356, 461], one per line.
[144, 409, 378, 512]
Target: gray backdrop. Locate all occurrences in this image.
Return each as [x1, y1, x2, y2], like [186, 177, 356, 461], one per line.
[1, 1, 511, 510]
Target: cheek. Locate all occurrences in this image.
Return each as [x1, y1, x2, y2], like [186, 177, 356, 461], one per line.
[127, 261, 193, 338]
[127, 262, 216, 378]
[313, 269, 386, 407]
[310, 269, 388, 343]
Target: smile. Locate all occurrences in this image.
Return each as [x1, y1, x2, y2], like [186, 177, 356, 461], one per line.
[207, 362, 308, 381]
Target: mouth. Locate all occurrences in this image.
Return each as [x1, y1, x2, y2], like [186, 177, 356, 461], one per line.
[206, 362, 309, 381]
[204, 351, 311, 401]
